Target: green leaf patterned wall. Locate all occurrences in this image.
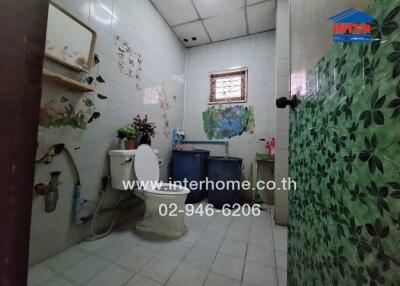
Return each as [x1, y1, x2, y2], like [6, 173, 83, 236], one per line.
[288, 1, 400, 285]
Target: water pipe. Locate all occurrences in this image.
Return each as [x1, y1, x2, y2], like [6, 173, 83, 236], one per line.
[35, 143, 92, 225]
[181, 140, 229, 158]
[171, 128, 229, 157]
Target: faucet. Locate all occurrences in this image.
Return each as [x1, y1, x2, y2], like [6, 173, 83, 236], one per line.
[34, 171, 61, 213]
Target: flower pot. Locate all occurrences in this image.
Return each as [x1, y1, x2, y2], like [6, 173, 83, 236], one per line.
[124, 138, 136, 150]
[139, 134, 151, 146]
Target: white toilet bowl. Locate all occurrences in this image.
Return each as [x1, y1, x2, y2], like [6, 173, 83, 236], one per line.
[109, 145, 190, 238]
[134, 183, 189, 238]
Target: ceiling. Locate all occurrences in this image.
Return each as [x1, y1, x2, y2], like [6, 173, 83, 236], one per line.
[150, 0, 276, 47]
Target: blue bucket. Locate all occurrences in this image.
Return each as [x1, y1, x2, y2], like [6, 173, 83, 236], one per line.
[207, 156, 243, 209]
[171, 149, 210, 203]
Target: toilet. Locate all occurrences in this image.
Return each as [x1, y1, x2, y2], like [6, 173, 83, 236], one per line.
[109, 145, 190, 238]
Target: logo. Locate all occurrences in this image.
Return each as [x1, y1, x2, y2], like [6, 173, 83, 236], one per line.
[329, 8, 374, 43]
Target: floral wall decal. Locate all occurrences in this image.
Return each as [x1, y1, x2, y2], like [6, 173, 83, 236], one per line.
[156, 85, 173, 138]
[114, 35, 143, 91]
[288, 1, 400, 285]
[39, 99, 86, 130]
[202, 105, 255, 139]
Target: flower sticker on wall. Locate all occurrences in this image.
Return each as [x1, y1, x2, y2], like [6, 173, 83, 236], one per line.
[202, 105, 255, 139]
[156, 85, 173, 137]
[39, 99, 87, 130]
[114, 35, 143, 91]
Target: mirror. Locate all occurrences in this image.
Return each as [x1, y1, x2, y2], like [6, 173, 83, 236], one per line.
[45, 1, 96, 71]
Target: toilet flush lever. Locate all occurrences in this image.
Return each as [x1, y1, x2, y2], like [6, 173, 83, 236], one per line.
[121, 157, 133, 165]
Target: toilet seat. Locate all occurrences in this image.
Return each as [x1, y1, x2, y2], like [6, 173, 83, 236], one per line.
[145, 183, 190, 195]
[134, 145, 160, 183]
[134, 145, 189, 195]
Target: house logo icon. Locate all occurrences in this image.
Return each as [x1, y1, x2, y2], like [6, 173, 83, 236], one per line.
[329, 8, 374, 43]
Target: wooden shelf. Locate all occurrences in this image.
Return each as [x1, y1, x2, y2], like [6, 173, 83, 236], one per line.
[42, 69, 94, 92]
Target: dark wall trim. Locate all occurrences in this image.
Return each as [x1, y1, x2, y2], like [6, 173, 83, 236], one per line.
[0, 1, 48, 285]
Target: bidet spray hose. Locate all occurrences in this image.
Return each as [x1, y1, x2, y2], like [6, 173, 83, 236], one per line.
[86, 176, 122, 241]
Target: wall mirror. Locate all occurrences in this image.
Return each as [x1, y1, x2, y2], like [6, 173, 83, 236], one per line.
[45, 1, 96, 71]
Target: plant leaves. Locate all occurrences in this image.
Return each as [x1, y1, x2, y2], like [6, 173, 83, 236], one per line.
[374, 95, 386, 109]
[388, 182, 400, 189]
[86, 76, 94, 85]
[391, 191, 400, 199]
[387, 52, 400, 63]
[384, 5, 400, 23]
[373, 110, 384, 125]
[366, 224, 376, 236]
[97, 93, 108, 99]
[382, 21, 398, 36]
[96, 75, 105, 83]
[371, 39, 381, 55]
[94, 54, 100, 64]
[393, 63, 400, 78]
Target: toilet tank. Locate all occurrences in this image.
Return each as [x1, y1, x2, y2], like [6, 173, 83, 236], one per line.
[108, 149, 160, 190]
[109, 150, 136, 190]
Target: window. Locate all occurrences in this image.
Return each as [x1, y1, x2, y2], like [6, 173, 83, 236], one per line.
[209, 68, 248, 104]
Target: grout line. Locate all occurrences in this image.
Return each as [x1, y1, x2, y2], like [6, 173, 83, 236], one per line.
[244, 0, 250, 35]
[35, 203, 277, 286]
[186, 29, 276, 49]
[190, 0, 212, 44]
[270, 206, 280, 285]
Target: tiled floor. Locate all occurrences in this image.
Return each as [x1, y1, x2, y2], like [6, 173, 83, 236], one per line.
[28, 203, 287, 286]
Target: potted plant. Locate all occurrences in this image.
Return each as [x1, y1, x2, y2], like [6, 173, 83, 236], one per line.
[117, 124, 136, 150]
[133, 114, 156, 146]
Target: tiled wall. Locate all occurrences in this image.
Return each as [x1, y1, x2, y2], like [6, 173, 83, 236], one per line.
[274, 0, 290, 225]
[288, 0, 400, 284]
[183, 32, 276, 181]
[30, 0, 186, 264]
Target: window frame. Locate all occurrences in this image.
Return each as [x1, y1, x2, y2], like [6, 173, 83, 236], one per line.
[208, 67, 248, 105]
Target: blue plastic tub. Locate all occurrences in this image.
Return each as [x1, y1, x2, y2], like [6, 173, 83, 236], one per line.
[207, 156, 243, 209]
[171, 149, 210, 203]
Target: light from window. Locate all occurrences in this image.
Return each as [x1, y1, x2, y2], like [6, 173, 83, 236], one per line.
[209, 68, 247, 104]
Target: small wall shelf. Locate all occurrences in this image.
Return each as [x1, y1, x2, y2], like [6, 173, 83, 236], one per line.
[42, 69, 94, 92]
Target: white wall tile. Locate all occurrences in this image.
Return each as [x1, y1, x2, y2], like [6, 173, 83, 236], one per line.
[31, 0, 186, 265]
[184, 32, 276, 180]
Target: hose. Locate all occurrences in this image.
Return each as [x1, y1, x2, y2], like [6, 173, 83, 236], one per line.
[85, 177, 122, 241]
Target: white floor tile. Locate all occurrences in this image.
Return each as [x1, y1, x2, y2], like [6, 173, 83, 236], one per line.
[94, 238, 133, 261]
[246, 245, 276, 268]
[126, 273, 163, 286]
[86, 264, 133, 286]
[204, 222, 230, 237]
[40, 276, 75, 286]
[184, 245, 217, 271]
[243, 261, 277, 286]
[225, 227, 250, 243]
[166, 263, 208, 286]
[116, 246, 155, 272]
[204, 272, 241, 286]
[211, 253, 244, 281]
[158, 241, 191, 261]
[250, 221, 273, 236]
[249, 233, 274, 250]
[139, 255, 179, 284]
[277, 269, 287, 286]
[194, 233, 224, 251]
[136, 238, 168, 253]
[78, 235, 115, 253]
[29, 203, 288, 286]
[275, 251, 287, 270]
[178, 228, 202, 245]
[28, 264, 55, 286]
[62, 255, 110, 285]
[273, 236, 287, 253]
[44, 246, 89, 273]
[219, 239, 247, 259]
